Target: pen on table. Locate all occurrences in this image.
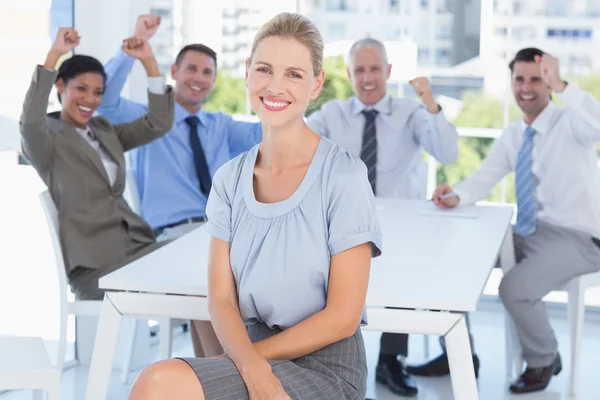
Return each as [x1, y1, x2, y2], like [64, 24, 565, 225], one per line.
[429, 192, 458, 201]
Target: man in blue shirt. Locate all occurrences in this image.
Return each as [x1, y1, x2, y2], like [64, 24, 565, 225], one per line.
[97, 14, 261, 358]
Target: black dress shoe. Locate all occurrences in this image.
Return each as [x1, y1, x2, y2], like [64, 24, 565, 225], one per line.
[406, 353, 480, 378]
[375, 359, 418, 397]
[509, 353, 562, 394]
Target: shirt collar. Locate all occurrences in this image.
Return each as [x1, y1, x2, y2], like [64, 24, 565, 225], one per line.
[75, 126, 94, 139]
[350, 93, 393, 116]
[520, 101, 555, 135]
[174, 101, 209, 127]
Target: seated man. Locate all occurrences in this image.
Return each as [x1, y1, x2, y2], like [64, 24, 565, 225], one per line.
[307, 37, 460, 397]
[97, 14, 261, 359]
[428, 47, 600, 394]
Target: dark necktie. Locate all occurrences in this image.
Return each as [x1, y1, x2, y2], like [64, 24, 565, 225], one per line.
[360, 109, 379, 195]
[185, 116, 212, 196]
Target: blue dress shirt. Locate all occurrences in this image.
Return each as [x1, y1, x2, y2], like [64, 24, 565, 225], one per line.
[97, 50, 262, 229]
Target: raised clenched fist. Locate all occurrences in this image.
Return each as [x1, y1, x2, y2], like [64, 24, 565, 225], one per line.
[121, 36, 154, 61]
[51, 28, 80, 56]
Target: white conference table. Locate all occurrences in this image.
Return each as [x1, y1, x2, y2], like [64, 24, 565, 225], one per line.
[85, 199, 514, 400]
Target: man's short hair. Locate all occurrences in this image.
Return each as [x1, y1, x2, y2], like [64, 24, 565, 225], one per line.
[175, 44, 218, 70]
[508, 47, 545, 72]
[346, 38, 389, 67]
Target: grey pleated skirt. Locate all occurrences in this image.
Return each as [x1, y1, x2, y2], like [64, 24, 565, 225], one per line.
[179, 323, 367, 400]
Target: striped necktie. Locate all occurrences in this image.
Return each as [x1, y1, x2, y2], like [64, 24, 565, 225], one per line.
[514, 126, 537, 236]
[360, 109, 379, 195]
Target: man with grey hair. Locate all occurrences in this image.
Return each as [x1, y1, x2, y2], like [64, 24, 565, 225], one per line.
[307, 37, 464, 397]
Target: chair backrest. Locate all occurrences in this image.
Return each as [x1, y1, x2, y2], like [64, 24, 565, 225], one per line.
[124, 169, 142, 215]
[38, 190, 69, 371]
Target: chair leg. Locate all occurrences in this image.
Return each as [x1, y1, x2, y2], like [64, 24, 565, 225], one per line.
[505, 311, 523, 381]
[568, 281, 585, 399]
[45, 378, 61, 400]
[159, 318, 173, 360]
[423, 335, 430, 360]
[120, 317, 138, 384]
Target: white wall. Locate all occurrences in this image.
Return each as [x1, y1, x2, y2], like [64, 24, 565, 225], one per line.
[74, 0, 160, 104]
[0, 2, 53, 152]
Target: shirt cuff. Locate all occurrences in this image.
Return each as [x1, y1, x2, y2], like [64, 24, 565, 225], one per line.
[430, 108, 447, 123]
[147, 76, 166, 95]
[452, 186, 475, 206]
[118, 48, 135, 60]
[556, 81, 585, 106]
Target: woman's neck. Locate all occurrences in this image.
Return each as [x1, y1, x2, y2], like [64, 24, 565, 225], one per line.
[258, 118, 318, 173]
[60, 110, 86, 129]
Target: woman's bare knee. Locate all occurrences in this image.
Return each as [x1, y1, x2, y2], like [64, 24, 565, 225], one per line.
[129, 359, 205, 400]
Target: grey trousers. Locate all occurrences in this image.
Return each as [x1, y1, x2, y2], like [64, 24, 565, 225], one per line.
[69, 238, 162, 301]
[498, 221, 600, 367]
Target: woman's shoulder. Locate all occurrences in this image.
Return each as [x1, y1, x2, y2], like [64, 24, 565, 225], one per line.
[211, 144, 258, 199]
[217, 145, 257, 179]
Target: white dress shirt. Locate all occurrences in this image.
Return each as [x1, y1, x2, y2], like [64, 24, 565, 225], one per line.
[307, 94, 459, 199]
[75, 76, 166, 187]
[454, 83, 600, 238]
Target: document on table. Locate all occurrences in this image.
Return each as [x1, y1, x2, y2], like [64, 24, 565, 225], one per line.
[420, 202, 479, 219]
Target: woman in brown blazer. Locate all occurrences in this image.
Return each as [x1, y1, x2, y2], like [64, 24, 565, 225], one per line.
[20, 27, 174, 300]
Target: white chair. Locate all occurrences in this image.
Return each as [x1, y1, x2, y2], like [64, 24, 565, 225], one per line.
[0, 335, 61, 400]
[505, 269, 600, 399]
[38, 190, 141, 383]
[123, 170, 174, 361]
[124, 169, 142, 215]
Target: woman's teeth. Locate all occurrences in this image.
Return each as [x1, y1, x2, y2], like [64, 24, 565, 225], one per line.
[263, 99, 289, 108]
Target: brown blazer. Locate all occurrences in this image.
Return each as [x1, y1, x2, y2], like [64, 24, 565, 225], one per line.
[20, 65, 174, 276]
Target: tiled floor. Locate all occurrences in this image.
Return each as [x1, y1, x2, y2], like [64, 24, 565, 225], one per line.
[2, 301, 599, 400]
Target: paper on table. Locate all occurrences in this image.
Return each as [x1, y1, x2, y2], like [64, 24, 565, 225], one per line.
[420, 202, 479, 219]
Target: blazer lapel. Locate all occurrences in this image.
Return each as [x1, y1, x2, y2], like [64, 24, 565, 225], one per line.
[90, 122, 125, 190]
[52, 119, 112, 185]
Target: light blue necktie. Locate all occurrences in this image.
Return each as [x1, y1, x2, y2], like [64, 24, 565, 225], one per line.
[514, 126, 537, 236]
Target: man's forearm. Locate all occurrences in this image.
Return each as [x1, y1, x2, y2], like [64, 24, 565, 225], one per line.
[141, 57, 160, 77]
[422, 94, 441, 114]
[100, 50, 137, 110]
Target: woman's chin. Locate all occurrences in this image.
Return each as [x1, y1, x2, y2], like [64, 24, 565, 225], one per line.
[68, 111, 92, 127]
[257, 110, 304, 129]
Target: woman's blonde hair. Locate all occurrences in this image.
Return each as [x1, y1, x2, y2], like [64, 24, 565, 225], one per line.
[248, 12, 324, 77]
